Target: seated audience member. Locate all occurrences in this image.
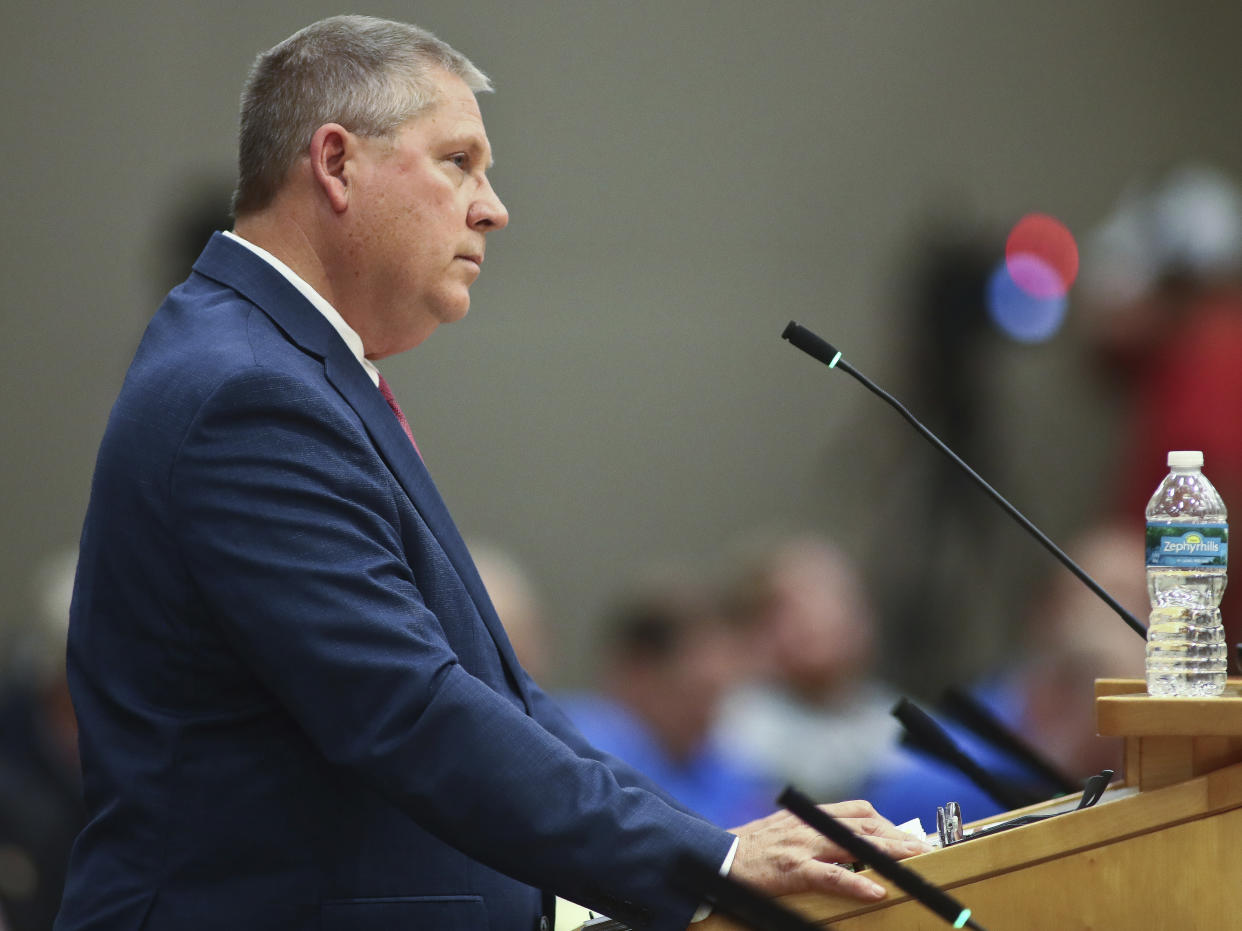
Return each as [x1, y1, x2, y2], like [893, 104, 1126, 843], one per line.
[1081, 163, 1242, 651]
[858, 522, 1148, 828]
[562, 569, 777, 828]
[713, 534, 902, 803]
[0, 549, 84, 930]
[470, 541, 552, 682]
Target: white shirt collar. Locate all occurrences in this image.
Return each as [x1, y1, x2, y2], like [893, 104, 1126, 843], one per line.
[222, 230, 380, 387]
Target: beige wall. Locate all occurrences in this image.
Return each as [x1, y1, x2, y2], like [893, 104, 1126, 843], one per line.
[5, 1, 1239, 690]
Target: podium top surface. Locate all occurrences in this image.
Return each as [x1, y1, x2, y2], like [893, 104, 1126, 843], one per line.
[1096, 677, 1242, 736]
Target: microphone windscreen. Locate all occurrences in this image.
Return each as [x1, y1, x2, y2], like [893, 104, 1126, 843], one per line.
[782, 322, 841, 368]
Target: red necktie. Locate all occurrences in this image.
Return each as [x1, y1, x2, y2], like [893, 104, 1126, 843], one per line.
[377, 374, 421, 459]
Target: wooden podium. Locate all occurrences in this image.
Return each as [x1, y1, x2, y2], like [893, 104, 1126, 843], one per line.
[701, 678, 1242, 930]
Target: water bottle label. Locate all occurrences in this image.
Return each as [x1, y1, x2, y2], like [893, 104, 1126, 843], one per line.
[1145, 522, 1228, 568]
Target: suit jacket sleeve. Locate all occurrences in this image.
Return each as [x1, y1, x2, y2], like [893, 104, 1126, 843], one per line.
[171, 367, 732, 929]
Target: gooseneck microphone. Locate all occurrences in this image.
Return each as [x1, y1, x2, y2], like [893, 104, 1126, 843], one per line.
[778, 786, 990, 931]
[940, 686, 1077, 796]
[780, 321, 1146, 639]
[893, 697, 1041, 811]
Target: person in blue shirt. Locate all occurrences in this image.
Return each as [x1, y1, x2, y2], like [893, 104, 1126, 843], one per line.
[563, 568, 778, 829]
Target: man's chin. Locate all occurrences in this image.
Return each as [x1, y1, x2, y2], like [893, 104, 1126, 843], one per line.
[435, 296, 472, 325]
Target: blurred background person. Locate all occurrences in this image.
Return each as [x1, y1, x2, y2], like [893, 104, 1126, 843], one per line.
[712, 533, 902, 805]
[561, 566, 776, 828]
[1009, 522, 1148, 781]
[1081, 162, 1242, 658]
[470, 540, 552, 683]
[0, 548, 84, 931]
[857, 521, 1148, 828]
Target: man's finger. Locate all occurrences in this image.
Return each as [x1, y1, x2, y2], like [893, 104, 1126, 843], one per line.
[801, 859, 887, 901]
[818, 799, 882, 820]
[811, 831, 931, 864]
[820, 817, 932, 855]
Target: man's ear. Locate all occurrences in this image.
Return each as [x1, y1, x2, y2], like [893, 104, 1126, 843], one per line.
[309, 123, 355, 214]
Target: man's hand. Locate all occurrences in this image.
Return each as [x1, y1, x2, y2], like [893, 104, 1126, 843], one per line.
[727, 800, 931, 902]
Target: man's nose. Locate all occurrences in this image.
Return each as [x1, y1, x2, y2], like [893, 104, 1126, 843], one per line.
[470, 181, 509, 231]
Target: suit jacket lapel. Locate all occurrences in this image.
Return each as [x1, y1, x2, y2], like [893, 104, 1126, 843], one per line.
[192, 233, 533, 710]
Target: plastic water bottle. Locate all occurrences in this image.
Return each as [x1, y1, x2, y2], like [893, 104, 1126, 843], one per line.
[1145, 450, 1228, 697]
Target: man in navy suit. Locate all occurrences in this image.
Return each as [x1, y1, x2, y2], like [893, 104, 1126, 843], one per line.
[56, 16, 927, 930]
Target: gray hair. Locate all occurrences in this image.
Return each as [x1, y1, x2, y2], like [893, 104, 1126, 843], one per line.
[232, 15, 491, 216]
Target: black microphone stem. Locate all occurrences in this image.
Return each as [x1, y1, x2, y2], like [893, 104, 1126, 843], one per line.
[941, 686, 1078, 795]
[893, 698, 1039, 811]
[781, 321, 1146, 639]
[673, 854, 828, 931]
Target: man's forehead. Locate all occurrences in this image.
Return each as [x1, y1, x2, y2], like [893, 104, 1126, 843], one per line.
[409, 84, 495, 163]
[422, 70, 486, 123]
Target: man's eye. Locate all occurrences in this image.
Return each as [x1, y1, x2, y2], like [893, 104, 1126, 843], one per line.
[450, 153, 468, 169]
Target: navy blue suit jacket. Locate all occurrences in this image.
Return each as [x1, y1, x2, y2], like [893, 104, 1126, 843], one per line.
[57, 234, 732, 931]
